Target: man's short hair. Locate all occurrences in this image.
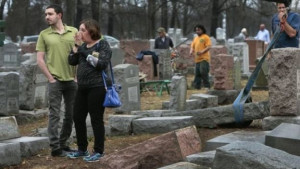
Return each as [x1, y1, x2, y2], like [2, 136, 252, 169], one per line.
[194, 24, 206, 34]
[46, 4, 63, 18]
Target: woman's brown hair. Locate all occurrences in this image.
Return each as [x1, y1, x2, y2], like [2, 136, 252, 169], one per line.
[80, 19, 102, 40]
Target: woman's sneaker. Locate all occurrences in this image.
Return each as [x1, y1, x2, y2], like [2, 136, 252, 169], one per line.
[83, 153, 104, 162]
[67, 150, 89, 159]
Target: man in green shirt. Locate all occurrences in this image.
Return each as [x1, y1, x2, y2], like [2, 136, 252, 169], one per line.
[36, 4, 78, 157]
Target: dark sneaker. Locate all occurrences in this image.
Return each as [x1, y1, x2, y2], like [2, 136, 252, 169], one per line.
[51, 149, 67, 157]
[67, 150, 89, 159]
[62, 146, 77, 152]
[83, 153, 104, 162]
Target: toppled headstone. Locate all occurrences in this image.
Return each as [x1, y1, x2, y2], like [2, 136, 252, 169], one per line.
[158, 162, 209, 169]
[186, 150, 216, 168]
[262, 116, 300, 130]
[0, 116, 20, 141]
[265, 123, 300, 156]
[213, 141, 300, 169]
[163, 101, 269, 128]
[131, 110, 175, 117]
[101, 126, 201, 169]
[207, 90, 239, 105]
[0, 143, 21, 167]
[205, 131, 269, 151]
[1, 136, 49, 157]
[108, 115, 142, 136]
[189, 93, 218, 108]
[132, 116, 194, 134]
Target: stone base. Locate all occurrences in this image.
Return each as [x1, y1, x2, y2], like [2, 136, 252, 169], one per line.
[262, 116, 300, 130]
[265, 123, 300, 156]
[158, 162, 209, 169]
[1, 136, 49, 157]
[0, 143, 21, 167]
[204, 131, 269, 151]
[186, 150, 216, 168]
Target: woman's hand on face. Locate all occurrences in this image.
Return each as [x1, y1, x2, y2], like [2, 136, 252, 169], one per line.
[74, 32, 82, 46]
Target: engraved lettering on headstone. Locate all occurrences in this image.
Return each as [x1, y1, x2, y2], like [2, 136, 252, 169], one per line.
[128, 86, 138, 102]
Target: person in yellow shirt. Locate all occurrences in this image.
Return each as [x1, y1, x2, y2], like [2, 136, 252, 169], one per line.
[189, 24, 212, 90]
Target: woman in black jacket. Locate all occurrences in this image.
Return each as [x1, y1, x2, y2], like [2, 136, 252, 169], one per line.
[67, 18, 112, 162]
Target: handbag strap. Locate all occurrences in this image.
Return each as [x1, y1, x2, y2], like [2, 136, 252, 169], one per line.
[102, 61, 114, 90]
[94, 39, 115, 90]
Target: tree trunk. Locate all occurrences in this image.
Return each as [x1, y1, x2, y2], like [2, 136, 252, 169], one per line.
[107, 0, 114, 36]
[0, 0, 7, 20]
[65, 0, 75, 26]
[75, 0, 83, 28]
[91, 0, 101, 22]
[170, 0, 177, 28]
[182, 0, 190, 35]
[210, 0, 219, 37]
[147, 0, 156, 38]
[161, 0, 168, 29]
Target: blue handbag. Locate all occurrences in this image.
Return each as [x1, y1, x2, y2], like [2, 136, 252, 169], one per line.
[102, 61, 122, 108]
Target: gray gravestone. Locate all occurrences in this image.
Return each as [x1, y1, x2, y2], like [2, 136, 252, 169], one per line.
[111, 48, 125, 67]
[265, 123, 300, 156]
[0, 43, 21, 67]
[228, 42, 250, 76]
[114, 64, 140, 113]
[0, 116, 20, 141]
[169, 75, 187, 111]
[0, 72, 19, 116]
[154, 49, 172, 80]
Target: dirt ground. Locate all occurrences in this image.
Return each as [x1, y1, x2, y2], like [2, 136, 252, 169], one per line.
[5, 78, 269, 169]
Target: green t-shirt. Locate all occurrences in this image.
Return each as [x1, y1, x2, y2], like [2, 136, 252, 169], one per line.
[36, 24, 77, 81]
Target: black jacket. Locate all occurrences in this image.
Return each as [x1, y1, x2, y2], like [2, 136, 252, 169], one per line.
[68, 39, 112, 88]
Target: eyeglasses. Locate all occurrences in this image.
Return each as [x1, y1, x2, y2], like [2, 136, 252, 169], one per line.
[278, 7, 286, 10]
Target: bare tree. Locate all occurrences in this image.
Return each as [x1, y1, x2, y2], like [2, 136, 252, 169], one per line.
[0, 0, 8, 19]
[160, 0, 168, 29]
[147, 0, 156, 38]
[65, 0, 75, 25]
[91, 0, 101, 22]
[107, 0, 114, 36]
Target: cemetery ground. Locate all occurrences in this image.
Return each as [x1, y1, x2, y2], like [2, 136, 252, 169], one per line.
[5, 77, 268, 169]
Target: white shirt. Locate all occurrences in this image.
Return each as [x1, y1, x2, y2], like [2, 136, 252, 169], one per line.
[255, 29, 270, 44]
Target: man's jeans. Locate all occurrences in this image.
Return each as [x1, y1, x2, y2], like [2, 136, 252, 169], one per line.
[194, 61, 210, 89]
[48, 80, 77, 152]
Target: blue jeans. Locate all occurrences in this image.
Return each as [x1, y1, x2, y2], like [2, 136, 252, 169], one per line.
[47, 80, 77, 152]
[194, 61, 210, 89]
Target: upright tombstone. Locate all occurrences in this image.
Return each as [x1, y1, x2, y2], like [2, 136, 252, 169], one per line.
[0, 43, 21, 68]
[0, 72, 19, 116]
[227, 42, 250, 76]
[169, 75, 187, 111]
[154, 49, 172, 80]
[114, 64, 140, 113]
[19, 55, 38, 110]
[210, 46, 228, 75]
[216, 27, 226, 45]
[19, 53, 48, 110]
[211, 54, 234, 90]
[245, 39, 265, 71]
[111, 48, 125, 67]
[263, 48, 300, 130]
